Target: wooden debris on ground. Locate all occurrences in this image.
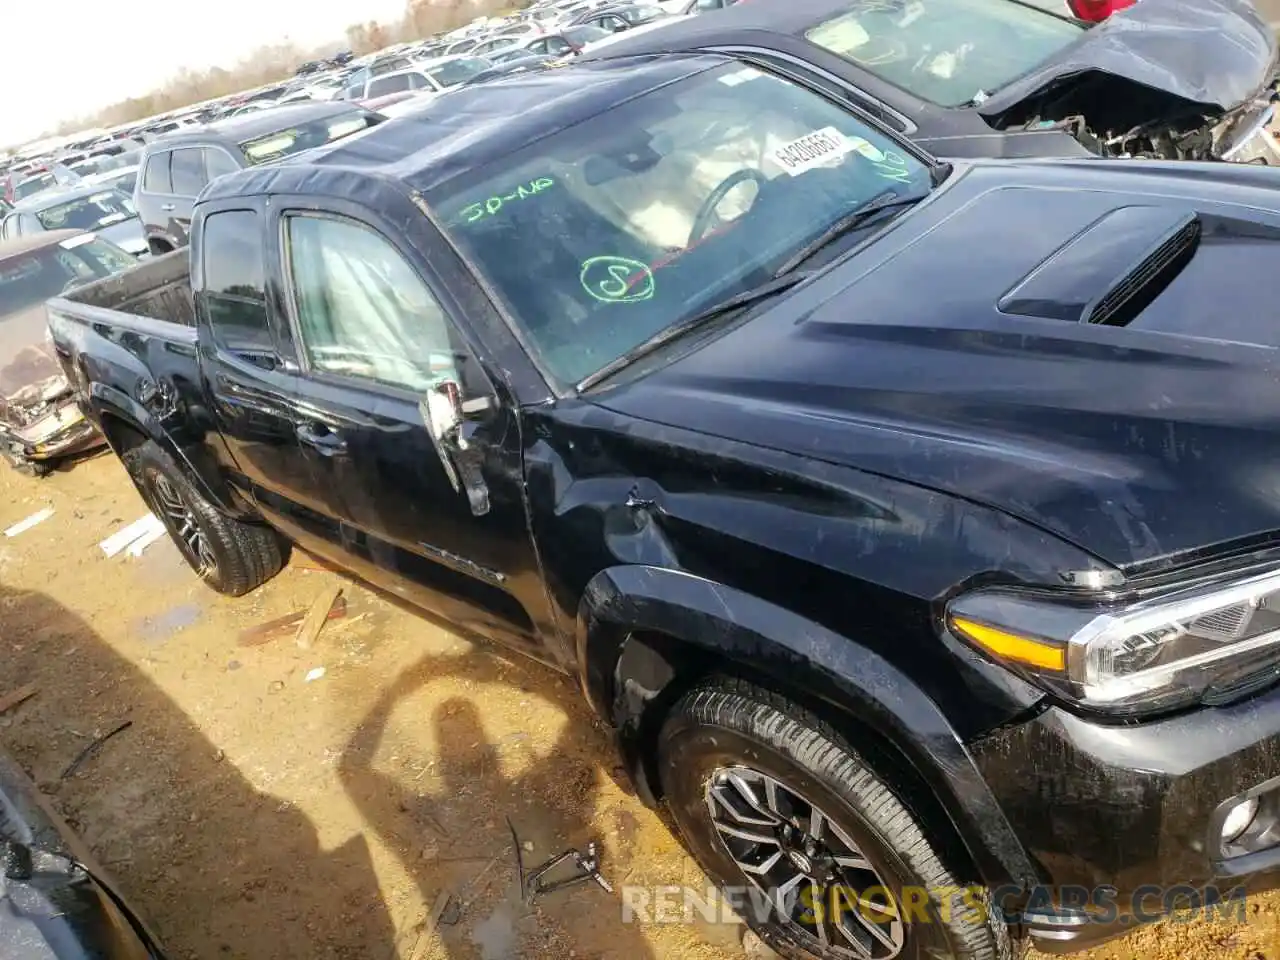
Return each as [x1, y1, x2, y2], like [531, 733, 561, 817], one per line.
[0, 683, 37, 714]
[407, 890, 455, 960]
[295, 584, 344, 650]
[237, 596, 347, 647]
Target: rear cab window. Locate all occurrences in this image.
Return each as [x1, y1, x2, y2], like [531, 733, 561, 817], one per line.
[803, 0, 1083, 106]
[201, 210, 276, 366]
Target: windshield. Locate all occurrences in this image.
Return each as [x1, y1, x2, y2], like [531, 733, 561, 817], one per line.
[804, 0, 1083, 107]
[430, 62, 930, 384]
[0, 237, 136, 318]
[239, 110, 380, 164]
[35, 191, 137, 231]
[428, 57, 490, 87]
[14, 174, 55, 201]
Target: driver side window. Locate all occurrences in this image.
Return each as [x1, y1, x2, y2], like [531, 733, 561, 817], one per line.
[283, 213, 462, 393]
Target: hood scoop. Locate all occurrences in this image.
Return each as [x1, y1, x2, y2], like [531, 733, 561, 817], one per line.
[998, 205, 1201, 326]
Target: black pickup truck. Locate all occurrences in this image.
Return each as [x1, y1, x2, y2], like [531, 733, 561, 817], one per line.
[45, 52, 1280, 960]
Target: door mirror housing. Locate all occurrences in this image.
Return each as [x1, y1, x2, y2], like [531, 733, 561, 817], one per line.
[420, 380, 495, 517]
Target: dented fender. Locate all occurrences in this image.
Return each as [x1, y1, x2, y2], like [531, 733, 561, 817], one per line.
[575, 563, 1043, 888]
[85, 379, 247, 519]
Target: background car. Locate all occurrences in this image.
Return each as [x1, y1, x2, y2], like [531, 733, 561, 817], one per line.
[461, 54, 562, 85]
[584, 0, 1278, 164]
[9, 170, 57, 202]
[469, 34, 527, 57]
[569, 2, 671, 31]
[88, 164, 141, 198]
[0, 231, 136, 474]
[510, 24, 614, 56]
[342, 55, 490, 100]
[134, 102, 382, 253]
[1067, 0, 1137, 19]
[1, 183, 147, 257]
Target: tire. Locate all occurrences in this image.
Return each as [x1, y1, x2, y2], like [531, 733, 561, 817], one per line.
[658, 678, 1013, 960]
[122, 439, 284, 596]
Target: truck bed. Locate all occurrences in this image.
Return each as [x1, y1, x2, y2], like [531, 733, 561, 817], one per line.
[50, 249, 195, 327]
[46, 247, 203, 460]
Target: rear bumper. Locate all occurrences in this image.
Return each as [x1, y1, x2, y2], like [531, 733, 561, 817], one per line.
[971, 684, 1280, 951]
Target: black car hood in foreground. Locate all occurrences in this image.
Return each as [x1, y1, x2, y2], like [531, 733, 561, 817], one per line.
[594, 159, 1280, 574]
[979, 0, 1276, 124]
[0, 750, 157, 959]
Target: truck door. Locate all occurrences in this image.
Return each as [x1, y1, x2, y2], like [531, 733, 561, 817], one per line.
[193, 203, 348, 557]
[269, 203, 559, 664]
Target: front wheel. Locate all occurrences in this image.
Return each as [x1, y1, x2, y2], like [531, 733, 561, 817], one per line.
[122, 439, 285, 595]
[658, 679, 1013, 960]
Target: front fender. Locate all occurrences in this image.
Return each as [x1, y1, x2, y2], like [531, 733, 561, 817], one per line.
[577, 564, 1041, 889]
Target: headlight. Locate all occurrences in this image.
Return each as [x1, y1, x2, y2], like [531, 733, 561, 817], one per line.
[947, 568, 1280, 716]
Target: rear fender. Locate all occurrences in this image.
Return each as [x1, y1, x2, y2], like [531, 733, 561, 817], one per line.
[576, 564, 1042, 889]
[89, 381, 247, 518]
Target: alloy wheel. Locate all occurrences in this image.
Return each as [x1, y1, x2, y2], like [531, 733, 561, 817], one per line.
[151, 473, 217, 576]
[705, 765, 905, 959]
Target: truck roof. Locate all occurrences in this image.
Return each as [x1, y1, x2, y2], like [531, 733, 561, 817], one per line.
[201, 53, 725, 201]
[0, 229, 87, 259]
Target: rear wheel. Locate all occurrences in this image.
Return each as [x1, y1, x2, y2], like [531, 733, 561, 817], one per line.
[122, 439, 284, 595]
[658, 678, 1012, 960]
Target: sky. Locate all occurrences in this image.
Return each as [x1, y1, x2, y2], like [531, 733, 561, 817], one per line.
[3, 0, 408, 147]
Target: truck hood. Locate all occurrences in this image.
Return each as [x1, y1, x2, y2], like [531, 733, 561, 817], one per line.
[595, 159, 1280, 573]
[979, 0, 1277, 124]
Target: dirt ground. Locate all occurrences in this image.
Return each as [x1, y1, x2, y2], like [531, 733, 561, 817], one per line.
[0, 452, 1278, 960]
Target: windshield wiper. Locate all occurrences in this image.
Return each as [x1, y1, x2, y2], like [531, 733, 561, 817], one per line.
[576, 270, 815, 392]
[772, 188, 929, 278]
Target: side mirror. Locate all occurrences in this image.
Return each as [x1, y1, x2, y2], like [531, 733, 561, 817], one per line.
[419, 380, 495, 517]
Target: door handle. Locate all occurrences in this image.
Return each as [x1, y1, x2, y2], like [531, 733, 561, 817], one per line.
[160, 203, 176, 212]
[296, 421, 348, 456]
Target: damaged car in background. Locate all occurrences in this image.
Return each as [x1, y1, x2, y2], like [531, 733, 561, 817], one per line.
[586, 0, 1280, 163]
[0, 231, 141, 476]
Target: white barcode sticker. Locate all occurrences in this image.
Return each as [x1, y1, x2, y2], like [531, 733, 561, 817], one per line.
[718, 66, 763, 86]
[768, 127, 857, 176]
